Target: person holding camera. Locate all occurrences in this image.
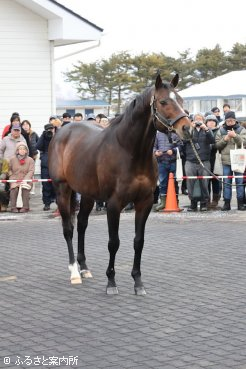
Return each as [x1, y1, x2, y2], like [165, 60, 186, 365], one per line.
[215, 111, 246, 211]
[183, 113, 215, 211]
[36, 123, 56, 210]
[205, 114, 222, 209]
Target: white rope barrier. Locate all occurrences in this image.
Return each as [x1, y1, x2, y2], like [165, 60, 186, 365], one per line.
[180, 175, 246, 180]
[0, 175, 245, 183]
[0, 179, 52, 183]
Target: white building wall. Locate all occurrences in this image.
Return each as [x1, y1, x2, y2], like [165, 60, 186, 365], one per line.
[0, 0, 54, 136]
[241, 98, 246, 116]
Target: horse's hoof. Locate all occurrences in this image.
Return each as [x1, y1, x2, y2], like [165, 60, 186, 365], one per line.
[106, 286, 119, 295]
[134, 286, 147, 296]
[80, 270, 93, 279]
[71, 277, 82, 284]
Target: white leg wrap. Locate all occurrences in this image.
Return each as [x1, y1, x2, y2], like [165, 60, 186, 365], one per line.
[68, 263, 82, 284]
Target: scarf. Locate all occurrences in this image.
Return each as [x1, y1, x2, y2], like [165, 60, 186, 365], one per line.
[17, 154, 27, 165]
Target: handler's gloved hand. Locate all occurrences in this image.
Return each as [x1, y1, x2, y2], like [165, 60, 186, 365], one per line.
[0, 173, 6, 180]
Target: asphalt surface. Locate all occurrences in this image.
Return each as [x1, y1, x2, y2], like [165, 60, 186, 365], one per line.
[1, 186, 246, 369]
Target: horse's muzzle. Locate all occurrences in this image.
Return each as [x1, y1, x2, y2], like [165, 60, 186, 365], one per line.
[182, 125, 192, 140]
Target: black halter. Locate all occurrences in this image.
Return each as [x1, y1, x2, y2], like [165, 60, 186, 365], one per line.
[150, 95, 188, 131]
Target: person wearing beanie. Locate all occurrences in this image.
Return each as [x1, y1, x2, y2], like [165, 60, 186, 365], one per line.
[205, 114, 221, 209]
[205, 114, 218, 125]
[224, 111, 236, 121]
[8, 142, 35, 213]
[215, 111, 246, 211]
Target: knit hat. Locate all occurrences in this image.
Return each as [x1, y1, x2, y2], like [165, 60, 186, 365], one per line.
[15, 141, 28, 153]
[205, 114, 218, 124]
[225, 111, 236, 120]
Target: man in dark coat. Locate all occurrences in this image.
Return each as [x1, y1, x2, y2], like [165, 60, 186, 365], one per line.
[36, 124, 56, 210]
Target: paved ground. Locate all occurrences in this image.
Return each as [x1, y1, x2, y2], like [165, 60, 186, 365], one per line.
[1, 186, 246, 369]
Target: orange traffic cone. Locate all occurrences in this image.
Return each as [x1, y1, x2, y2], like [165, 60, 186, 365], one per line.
[162, 173, 183, 213]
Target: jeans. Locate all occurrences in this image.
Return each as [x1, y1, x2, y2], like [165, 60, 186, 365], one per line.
[223, 165, 244, 200]
[158, 161, 178, 195]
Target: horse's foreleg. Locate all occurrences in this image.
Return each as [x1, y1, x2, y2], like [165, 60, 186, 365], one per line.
[77, 197, 94, 279]
[57, 187, 81, 284]
[106, 201, 121, 295]
[132, 198, 153, 295]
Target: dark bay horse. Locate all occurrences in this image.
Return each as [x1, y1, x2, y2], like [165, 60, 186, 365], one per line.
[48, 73, 191, 295]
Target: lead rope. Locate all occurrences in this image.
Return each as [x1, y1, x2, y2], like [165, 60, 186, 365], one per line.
[189, 138, 244, 188]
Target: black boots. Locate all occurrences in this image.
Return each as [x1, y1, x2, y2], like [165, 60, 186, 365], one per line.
[221, 199, 246, 211]
[237, 199, 246, 211]
[187, 200, 198, 212]
[221, 200, 231, 211]
[200, 202, 208, 212]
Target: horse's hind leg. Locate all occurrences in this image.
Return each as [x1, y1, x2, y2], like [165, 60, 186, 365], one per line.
[132, 198, 153, 295]
[105, 200, 121, 295]
[56, 184, 81, 284]
[77, 196, 94, 278]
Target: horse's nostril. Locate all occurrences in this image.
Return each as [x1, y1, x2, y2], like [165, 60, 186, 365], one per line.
[182, 125, 191, 139]
[183, 125, 189, 131]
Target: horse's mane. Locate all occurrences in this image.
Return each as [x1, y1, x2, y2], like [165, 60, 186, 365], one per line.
[109, 80, 171, 127]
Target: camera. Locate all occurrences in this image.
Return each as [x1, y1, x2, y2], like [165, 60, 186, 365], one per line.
[195, 121, 202, 127]
[44, 130, 53, 139]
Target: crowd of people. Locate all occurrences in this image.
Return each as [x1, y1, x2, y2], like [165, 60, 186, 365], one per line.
[0, 106, 246, 214]
[0, 112, 109, 213]
[153, 104, 246, 212]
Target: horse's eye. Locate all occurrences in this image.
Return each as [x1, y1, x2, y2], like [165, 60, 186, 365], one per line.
[159, 99, 168, 105]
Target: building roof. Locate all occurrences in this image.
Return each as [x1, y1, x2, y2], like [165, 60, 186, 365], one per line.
[15, 0, 103, 46]
[48, 0, 103, 31]
[180, 70, 246, 100]
[57, 100, 110, 108]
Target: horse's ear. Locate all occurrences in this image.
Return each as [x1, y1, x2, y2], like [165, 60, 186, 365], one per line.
[155, 73, 163, 89]
[170, 73, 179, 88]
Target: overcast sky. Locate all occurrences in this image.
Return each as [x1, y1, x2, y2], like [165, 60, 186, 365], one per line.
[55, 0, 246, 99]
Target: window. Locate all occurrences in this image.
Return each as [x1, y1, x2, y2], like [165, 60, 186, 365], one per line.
[200, 100, 217, 113]
[225, 99, 242, 112]
[183, 100, 193, 113]
[85, 109, 93, 118]
[66, 109, 75, 116]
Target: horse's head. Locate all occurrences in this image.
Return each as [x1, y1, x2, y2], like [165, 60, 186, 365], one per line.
[151, 73, 191, 139]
